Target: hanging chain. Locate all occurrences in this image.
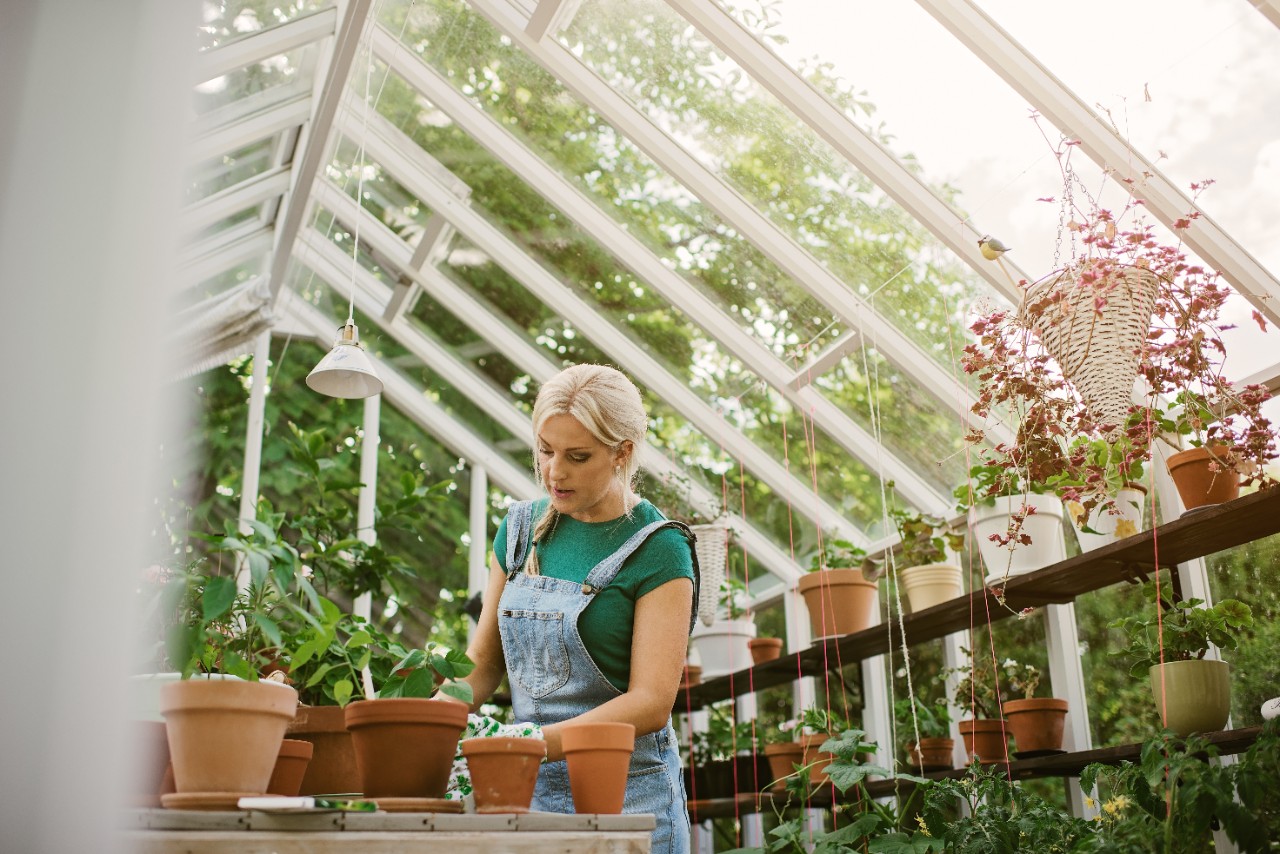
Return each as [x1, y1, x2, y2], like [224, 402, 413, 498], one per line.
[1053, 159, 1075, 271]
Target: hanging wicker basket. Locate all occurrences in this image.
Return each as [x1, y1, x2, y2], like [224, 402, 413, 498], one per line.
[689, 522, 729, 627]
[1021, 261, 1160, 435]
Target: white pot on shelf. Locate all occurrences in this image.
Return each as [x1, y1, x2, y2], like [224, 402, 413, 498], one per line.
[1067, 486, 1146, 552]
[688, 619, 756, 679]
[899, 563, 964, 613]
[971, 492, 1067, 587]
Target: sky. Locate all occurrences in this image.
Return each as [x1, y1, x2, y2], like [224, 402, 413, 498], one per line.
[737, 0, 1280, 383]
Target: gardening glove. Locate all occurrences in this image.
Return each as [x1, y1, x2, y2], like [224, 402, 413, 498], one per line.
[443, 714, 545, 806]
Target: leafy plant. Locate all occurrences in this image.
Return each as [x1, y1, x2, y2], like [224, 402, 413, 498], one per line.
[808, 538, 868, 573]
[943, 648, 1043, 718]
[280, 598, 401, 707]
[688, 703, 758, 766]
[888, 500, 965, 570]
[1109, 581, 1254, 676]
[377, 640, 475, 704]
[719, 573, 751, 620]
[894, 696, 952, 741]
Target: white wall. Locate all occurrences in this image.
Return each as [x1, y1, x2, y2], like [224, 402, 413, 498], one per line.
[0, 1, 193, 850]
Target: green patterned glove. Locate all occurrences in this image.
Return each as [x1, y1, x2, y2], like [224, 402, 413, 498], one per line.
[443, 715, 545, 803]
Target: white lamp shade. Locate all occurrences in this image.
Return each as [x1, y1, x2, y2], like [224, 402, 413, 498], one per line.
[307, 323, 383, 399]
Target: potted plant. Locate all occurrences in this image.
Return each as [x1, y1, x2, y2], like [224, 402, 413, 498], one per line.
[998, 659, 1070, 755]
[1057, 434, 1146, 552]
[886, 489, 966, 612]
[895, 696, 954, 772]
[954, 460, 1067, 587]
[1110, 581, 1253, 736]
[796, 538, 877, 639]
[747, 635, 784, 665]
[688, 574, 756, 678]
[343, 640, 474, 801]
[683, 704, 765, 799]
[943, 648, 1010, 765]
[763, 707, 852, 790]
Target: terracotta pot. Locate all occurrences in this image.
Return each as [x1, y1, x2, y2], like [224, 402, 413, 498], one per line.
[1166, 446, 1241, 509]
[1003, 698, 1069, 753]
[799, 734, 834, 786]
[130, 721, 171, 807]
[957, 719, 1009, 765]
[905, 737, 955, 772]
[267, 739, 314, 797]
[797, 569, 878, 639]
[560, 722, 635, 814]
[748, 637, 784, 665]
[899, 563, 963, 613]
[763, 742, 804, 790]
[1149, 659, 1231, 736]
[344, 698, 468, 798]
[160, 678, 298, 795]
[462, 736, 545, 813]
[680, 664, 702, 690]
[286, 704, 361, 796]
[685, 753, 769, 799]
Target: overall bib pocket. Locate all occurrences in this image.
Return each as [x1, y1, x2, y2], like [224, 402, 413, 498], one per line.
[499, 609, 571, 698]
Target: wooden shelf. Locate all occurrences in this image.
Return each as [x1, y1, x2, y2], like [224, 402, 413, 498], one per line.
[677, 488, 1280, 709]
[685, 726, 1262, 819]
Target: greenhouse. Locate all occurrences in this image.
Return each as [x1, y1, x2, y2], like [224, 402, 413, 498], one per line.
[3, 0, 1279, 851]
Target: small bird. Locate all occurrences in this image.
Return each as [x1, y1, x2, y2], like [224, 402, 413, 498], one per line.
[978, 235, 1012, 261]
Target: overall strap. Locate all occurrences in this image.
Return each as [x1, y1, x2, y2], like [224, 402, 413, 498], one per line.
[503, 499, 538, 576]
[583, 519, 701, 635]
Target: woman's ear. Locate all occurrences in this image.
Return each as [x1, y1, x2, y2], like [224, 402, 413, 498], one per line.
[614, 440, 634, 470]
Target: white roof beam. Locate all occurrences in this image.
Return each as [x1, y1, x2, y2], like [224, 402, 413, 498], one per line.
[343, 108, 871, 546]
[464, 0, 1007, 445]
[179, 225, 274, 285]
[265, 0, 375, 302]
[181, 166, 291, 235]
[788, 330, 861, 390]
[300, 189, 805, 583]
[194, 7, 339, 83]
[385, 212, 457, 323]
[665, 0, 1030, 306]
[188, 93, 311, 164]
[1238, 362, 1280, 396]
[278, 290, 541, 499]
[917, 0, 1280, 329]
[1249, 0, 1280, 30]
[525, 0, 584, 40]
[373, 27, 949, 513]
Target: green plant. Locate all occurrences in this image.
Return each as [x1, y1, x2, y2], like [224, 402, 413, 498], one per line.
[1056, 433, 1148, 528]
[807, 538, 867, 573]
[888, 501, 965, 570]
[688, 704, 759, 766]
[1109, 581, 1254, 676]
[643, 470, 723, 526]
[943, 649, 1043, 718]
[895, 696, 952, 741]
[377, 640, 475, 704]
[280, 598, 402, 707]
[720, 573, 750, 620]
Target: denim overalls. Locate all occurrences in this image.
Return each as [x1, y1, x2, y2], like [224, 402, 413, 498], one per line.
[499, 500, 698, 854]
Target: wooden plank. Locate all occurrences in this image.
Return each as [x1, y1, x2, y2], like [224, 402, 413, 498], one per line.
[124, 831, 651, 853]
[678, 489, 1280, 708]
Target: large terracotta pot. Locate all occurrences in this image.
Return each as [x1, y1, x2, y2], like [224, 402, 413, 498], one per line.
[561, 722, 635, 814]
[797, 570, 878, 639]
[958, 719, 1009, 765]
[287, 704, 361, 795]
[748, 637, 784, 665]
[763, 742, 804, 790]
[160, 678, 298, 795]
[899, 563, 964, 612]
[267, 739, 314, 796]
[462, 736, 545, 813]
[1003, 698, 1068, 754]
[344, 698, 468, 798]
[1166, 446, 1241, 509]
[906, 737, 955, 772]
[798, 734, 834, 787]
[1149, 659, 1231, 736]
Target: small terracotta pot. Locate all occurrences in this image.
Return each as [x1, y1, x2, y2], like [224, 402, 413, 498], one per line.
[344, 698, 468, 798]
[763, 742, 804, 790]
[748, 637, 784, 665]
[905, 737, 954, 772]
[798, 734, 834, 786]
[680, 664, 702, 690]
[1166, 446, 1241, 509]
[160, 679, 298, 795]
[1003, 698, 1068, 754]
[560, 722, 635, 814]
[797, 569, 878, 639]
[1150, 660, 1231, 736]
[267, 739, 314, 797]
[462, 736, 545, 813]
[287, 704, 361, 796]
[958, 719, 1009, 765]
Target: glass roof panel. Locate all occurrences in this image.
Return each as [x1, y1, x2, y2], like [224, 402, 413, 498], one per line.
[197, 2, 330, 51]
[194, 45, 315, 116]
[327, 138, 439, 249]
[188, 137, 277, 202]
[190, 205, 264, 243]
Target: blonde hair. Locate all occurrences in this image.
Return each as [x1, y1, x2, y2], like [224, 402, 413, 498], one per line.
[525, 364, 647, 575]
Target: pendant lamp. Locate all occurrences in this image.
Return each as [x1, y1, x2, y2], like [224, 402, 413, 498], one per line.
[306, 319, 383, 399]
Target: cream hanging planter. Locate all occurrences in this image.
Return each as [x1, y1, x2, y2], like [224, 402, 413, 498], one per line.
[690, 521, 730, 628]
[1021, 261, 1160, 435]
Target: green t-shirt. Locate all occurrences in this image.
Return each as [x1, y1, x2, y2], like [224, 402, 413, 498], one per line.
[493, 498, 694, 692]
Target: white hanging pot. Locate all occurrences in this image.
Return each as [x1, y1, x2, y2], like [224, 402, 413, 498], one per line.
[1022, 261, 1159, 435]
[1067, 486, 1146, 552]
[688, 619, 756, 679]
[971, 493, 1067, 587]
[689, 522, 730, 628]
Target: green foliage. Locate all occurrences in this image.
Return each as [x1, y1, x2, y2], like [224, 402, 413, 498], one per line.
[1110, 581, 1254, 676]
[688, 703, 759, 766]
[281, 596, 402, 707]
[808, 539, 868, 573]
[894, 697, 952, 741]
[943, 647, 1043, 718]
[378, 641, 475, 705]
[886, 482, 964, 568]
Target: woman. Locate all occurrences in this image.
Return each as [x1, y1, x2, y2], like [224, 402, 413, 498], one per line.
[461, 363, 696, 854]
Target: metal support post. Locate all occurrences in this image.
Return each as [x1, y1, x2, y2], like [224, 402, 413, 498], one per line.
[1044, 602, 1095, 818]
[354, 393, 380, 699]
[468, 464, 489, 645]
[236, 330, 272, 590]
